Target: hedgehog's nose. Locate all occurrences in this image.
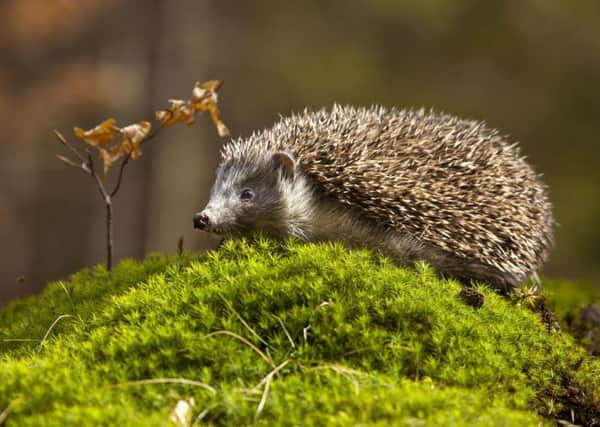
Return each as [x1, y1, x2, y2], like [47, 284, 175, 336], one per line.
[193, 212, 209, 230]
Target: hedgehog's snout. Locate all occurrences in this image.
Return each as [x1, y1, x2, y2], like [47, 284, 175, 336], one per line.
[193, 201, 236, 234]
[193, 211, 210, 230]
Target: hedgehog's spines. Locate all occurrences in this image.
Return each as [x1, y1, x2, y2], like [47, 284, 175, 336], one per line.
[219, 105, 553, 285]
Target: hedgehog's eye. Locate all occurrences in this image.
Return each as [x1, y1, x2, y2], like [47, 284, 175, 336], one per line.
[240, 188, 254, 201]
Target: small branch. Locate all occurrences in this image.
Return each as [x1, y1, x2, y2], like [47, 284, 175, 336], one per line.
[54, 131, 91, 174]
[110, 151, 132, 197]
[54, 132, 114, 271]
[54, 130, 87, 163]
[84, 152, 114, 271]
[109, 121, 163, 198]
[105, 200, 113, 271]
[86, 152, 108, 199]
[52, 80, 227, 280]
[56, 155, 91, 174]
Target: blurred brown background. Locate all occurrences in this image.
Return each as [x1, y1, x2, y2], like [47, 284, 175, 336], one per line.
[1, 0, 599, 306]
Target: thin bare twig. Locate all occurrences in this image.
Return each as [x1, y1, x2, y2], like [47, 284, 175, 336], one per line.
[105, 200, 113, 271]
[107, 121, 165, 199]
[82, 151, 114, 270]
[55, 130, 91, 174]
[54, 129, 87, 163]
[53, 110, 195, 273]
[110, 151, 132, 197]
[110, 121, 166, 198]
[53, 128, 146, 272]
[140, 121, 164, 146]
[56, 155, 91, 174]
[86, 152, 108, 198]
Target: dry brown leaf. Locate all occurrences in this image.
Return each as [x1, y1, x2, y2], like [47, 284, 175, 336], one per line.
[70, 79, 229, 177]
[199, 79, 224, 92]
[155, 80, 229, 137]
[73, 118, 118, 147]
[216, 120, 230, 138]
[116, 121, 151, 160]
[208, 106, 230, 137]
[98, 148, 120, 176]
[120, 121, 151, 145]
[190, 81, 217, 111]
[155, 99, 195, 127]
[190, 80, 229, 137]
[155, 110, 172, 125]
[79, 120, 152, 174]
[113, 140, 141, 161]
[191, 80, 222, 105]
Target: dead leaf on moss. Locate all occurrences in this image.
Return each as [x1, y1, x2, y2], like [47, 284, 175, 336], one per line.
[169, 397, 195, 427]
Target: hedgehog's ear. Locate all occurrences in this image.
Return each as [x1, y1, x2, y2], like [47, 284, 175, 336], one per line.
[272, 152, 295, 181]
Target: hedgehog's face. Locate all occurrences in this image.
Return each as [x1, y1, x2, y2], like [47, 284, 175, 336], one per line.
[193, 152, 295, 236]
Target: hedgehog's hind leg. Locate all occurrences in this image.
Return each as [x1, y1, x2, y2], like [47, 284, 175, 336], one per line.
[445, 263, 522, 294]
[419, 244, 522, 293]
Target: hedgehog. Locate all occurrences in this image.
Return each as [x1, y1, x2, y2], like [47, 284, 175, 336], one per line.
[193, 105, 554, 291]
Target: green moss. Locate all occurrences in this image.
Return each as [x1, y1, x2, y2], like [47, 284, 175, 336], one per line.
[0, 237, 598, 426]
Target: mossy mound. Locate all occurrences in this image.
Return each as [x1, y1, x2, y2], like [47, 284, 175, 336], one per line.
[1, 237, 598, 426]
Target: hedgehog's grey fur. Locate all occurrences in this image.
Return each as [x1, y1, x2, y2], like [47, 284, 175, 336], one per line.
[195, 105, 554, 290]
